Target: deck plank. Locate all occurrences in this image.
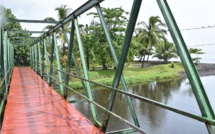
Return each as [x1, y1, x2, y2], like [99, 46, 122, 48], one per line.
[1, 67, 103, 134]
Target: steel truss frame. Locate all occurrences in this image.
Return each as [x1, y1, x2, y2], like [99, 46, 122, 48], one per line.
[2, 0, 214, 133]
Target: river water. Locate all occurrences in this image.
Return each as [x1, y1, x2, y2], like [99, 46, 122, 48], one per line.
[68, 76, 215, 134]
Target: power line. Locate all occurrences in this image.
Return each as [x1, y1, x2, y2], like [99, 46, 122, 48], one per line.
[181, 25, 215, 31]
[187, 43, 215, 47]
[168, 24, 215, 31]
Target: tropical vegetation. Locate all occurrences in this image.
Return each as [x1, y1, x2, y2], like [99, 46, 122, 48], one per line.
[3, 4, 204, 73]
[189, 48, 205, 64]
[135, 16, 167, 67]
[2, 6, 31, 66]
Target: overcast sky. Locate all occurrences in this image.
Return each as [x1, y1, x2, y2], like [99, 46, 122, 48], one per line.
[1, 0, 215, 62]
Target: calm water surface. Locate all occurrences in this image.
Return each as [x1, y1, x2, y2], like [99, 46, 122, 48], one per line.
[68, 76, 215, 134]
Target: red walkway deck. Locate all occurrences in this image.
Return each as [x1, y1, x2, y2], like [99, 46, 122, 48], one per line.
[1, 67, 103, 134]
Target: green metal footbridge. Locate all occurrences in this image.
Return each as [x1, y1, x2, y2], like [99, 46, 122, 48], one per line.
[0, 0, 214, 133]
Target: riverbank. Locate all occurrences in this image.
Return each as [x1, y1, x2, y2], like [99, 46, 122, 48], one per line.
[179, 63, 215, 78]
[69, 62, 215, 89]
[69, 62, 184, 89]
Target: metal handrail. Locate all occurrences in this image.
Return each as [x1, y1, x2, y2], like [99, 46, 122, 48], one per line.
[37, 63, 215, 126]
[48, 75, 148, 134]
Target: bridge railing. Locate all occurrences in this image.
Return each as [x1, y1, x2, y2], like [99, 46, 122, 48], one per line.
[7, 0, 215, 133]
[0, 30, 14, 127]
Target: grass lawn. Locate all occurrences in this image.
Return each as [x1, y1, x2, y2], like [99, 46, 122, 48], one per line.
[69, 63, 184, 89]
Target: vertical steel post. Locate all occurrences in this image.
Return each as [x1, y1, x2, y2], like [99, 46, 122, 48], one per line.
[13, 46, 14, 66]
[0, 29, 4, 128]
[53, 32, 64, 95]
[7, 39, 10, 70]
[0, 29, 5, 93]
[62, 20, 87, 99]
[30, 47, 32, 68]
[31, 47, 33, 69]
[41, 39, 45, 78]
[74, 19, 100, 126]
[3, 31, 8, 94]
[0, 29, 3, 77]
[8, 41, 11, 77]
[101, 0, 142, 132]
[10, 43, 14, 71]
[157, 0, 215, 133]
[32, 46, 35, 70]
[34, 44, 38, 73]
[49, 35, 55, 86]
[62, 22, 75, 99]
[38, 42, 42, 76]
[96, 4, 140, 128]
[43, 39, 50, 82]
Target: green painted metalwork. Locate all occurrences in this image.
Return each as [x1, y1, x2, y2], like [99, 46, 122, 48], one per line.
[55, 68, 215, 126]
[95, 4, 140, 128]
[34, 44, 38, 73]
[62, 21, 75, 99]
[3, 31, 8, 94]
[68, 99, 88, 103]
[29, 47, 31, 68]
[157, 0, 215, 133]
[53, 32, 64, 95]
[7, 39, 10, 80]
[12, 37, 38, 39]
[8, 19, 59, 24]
[101, 0, 142, 132]
[31, 0, 104, 45]
[106, 128, 135, 134]
[62, 20, 88, 100]
[43, 39, 50, 82]
[8, 0, 214, 133]
[38, 42, 42, 76]
[31, 47, 33, 69]
[0, 29, 14, 128]
[49, 35, 55, 86]
[32, 46, 35, 70]
[8, 31, 47, 34]
[74, 19, 100, 126]
[0, 29, 5, 93]
[54, 79, 147, 134]
[41, 41, 44, 78]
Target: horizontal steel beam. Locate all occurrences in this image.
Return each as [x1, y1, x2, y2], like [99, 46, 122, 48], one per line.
[11, 37, 39, 39]
[8, 31, 47, 34]
[8, 19, 59, 24]
[31, 0, 104, 46]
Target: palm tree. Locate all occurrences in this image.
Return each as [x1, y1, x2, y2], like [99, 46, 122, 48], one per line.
[136, 16, 167, 67]
[189, 48, 205, 64]
[153, 40, 178, 63]
[55, 5, 71, 55]
[43, 5, 72, 55]
[43, 17, 56, 30]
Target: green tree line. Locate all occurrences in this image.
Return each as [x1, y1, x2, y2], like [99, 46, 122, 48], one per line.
[49, 5, 178, 70]
[2, 5, 204, 68]
[1, 6, 31, 66]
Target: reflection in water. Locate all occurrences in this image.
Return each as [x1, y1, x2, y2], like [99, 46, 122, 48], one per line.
[68, 76, 215, 134]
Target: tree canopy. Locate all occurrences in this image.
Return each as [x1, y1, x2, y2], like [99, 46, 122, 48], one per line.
[136, 16, 167, 67]
[2, 6, 31, 66]
[1, 5, 179, 68]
